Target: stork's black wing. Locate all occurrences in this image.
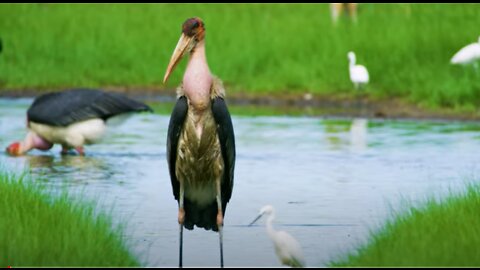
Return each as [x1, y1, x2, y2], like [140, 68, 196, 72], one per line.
[27, 88, 153, 126]
[211, 97, 236, 213]
[167, 96, 188, 200]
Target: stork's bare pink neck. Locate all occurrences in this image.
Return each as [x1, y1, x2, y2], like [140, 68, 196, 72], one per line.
[22, 131, 53, 153]
[183, 40, 213, 111]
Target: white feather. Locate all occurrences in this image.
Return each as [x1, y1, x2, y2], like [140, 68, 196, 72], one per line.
[348, 51, 369, 89]
[350, 65, 369, 84]
[450, 37, 480, 65]
[29, 118, 106, 148]
[253, 205, 306, 267]
[272, 230, 306, 267]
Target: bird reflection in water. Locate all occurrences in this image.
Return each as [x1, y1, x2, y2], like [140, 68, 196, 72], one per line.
[349, 118, 368, 152]
[24, 154, 115, 186]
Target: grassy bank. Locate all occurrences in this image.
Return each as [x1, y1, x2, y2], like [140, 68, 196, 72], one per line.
[0, 171, 139, 267]
[329, 184, 480, 267]
[0, 4, 480, 111]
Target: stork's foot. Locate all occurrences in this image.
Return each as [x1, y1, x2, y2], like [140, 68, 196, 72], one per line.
[61, 145, 84, 156]
[178, 207, 185, 225]
[75, 147, 85, 156]
[61, 145, 70, 155]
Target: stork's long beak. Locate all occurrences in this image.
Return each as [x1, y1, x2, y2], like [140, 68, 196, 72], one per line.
[249, 213, 264, 226]
[163, 33, 195, 84]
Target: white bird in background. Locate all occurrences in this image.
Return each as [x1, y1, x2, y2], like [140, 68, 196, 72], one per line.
[450, 36, 480, 66]
[249, 205, 306, 268]
[348, 51, 369, 90]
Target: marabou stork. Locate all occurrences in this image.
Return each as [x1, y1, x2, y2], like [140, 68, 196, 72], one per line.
[6, 88, 152, 156]
[163, 17, 236, 268]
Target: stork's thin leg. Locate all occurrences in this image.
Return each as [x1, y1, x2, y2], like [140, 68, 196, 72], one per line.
[178, 183, 185, 268]
[216, 181, 224, 268]
[61, 145, 69, 155]
[219, 223, 224, 268]
[179, 223, 183, 268]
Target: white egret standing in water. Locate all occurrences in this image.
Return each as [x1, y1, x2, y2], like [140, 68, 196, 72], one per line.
[249, 205, 306, 268]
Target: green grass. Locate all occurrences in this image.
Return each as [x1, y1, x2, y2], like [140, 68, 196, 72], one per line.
[0, 171, 140, 267]
[329, 183, 480, 267]
[1, 4, 480, 111]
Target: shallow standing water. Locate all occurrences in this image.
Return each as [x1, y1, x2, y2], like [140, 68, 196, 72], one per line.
[1, 98, 480, 267]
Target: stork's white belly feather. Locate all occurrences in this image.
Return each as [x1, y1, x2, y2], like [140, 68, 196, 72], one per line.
[29, 118, 106, 147]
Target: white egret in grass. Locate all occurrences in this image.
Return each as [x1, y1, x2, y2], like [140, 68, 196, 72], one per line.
[450, 36, 480, 66]
[249, 205, 306, 268]
[348, 51, 369, 90]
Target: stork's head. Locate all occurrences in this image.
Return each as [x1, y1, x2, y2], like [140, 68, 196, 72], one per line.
[6, 142, 22, 156]
[163, 17, 206, 83]
[6, 132, 53, 156]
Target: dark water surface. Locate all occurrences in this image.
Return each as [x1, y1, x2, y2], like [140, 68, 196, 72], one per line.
[1, 98, 480, 267]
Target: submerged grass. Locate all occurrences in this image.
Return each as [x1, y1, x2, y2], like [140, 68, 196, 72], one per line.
[0, 4, 480, 111]
[329, 183, 480, 267]
[0, 171, 139, 267]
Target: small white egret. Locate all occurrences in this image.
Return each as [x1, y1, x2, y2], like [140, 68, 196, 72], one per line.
[348, 51, 369, 90]
[450, 36, 480, 66]
[249, 205, 306, 268]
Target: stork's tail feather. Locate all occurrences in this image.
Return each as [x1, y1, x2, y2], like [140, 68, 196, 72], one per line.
[132, 103, 153, 113]
[183, 200, 220, 232]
